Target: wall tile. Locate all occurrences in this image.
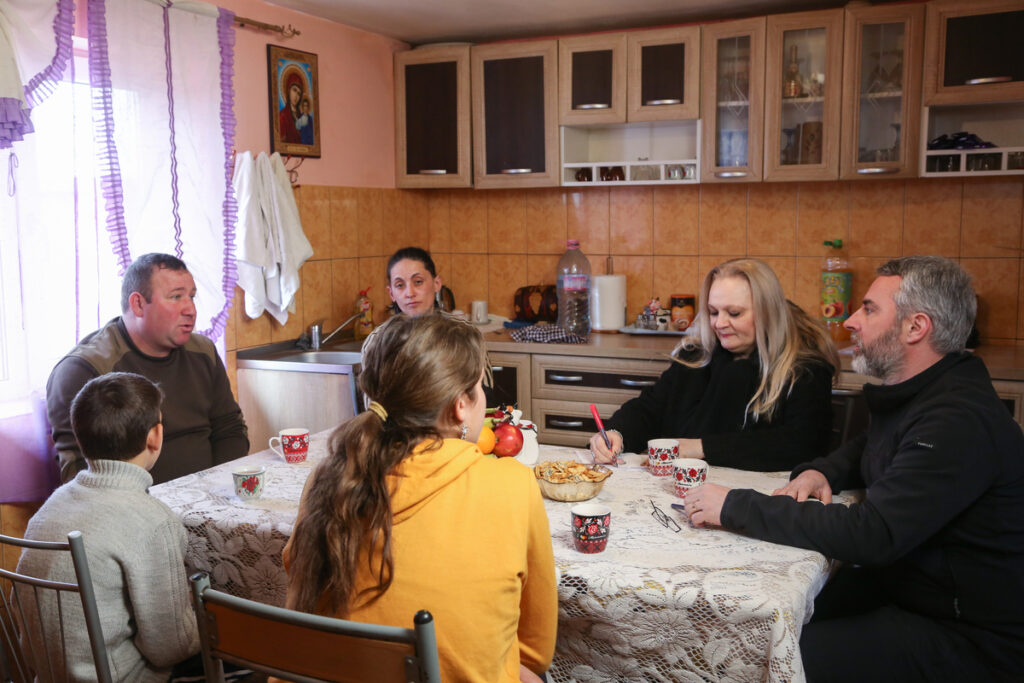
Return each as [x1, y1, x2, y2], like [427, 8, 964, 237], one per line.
[226, 350, 238, 401]
[432, 252, 453, 287]
[794, 256, 822, 317]
[298, 185, 331, 260]
[358, 257, 390, 324]
[1018, 259, 1024, 340]
[653, 186, 699, 255]
[404, 191, 431, 249]
[797, 182, 849, 256]
[223, 291, 238, 351]
[380, 189, 406, 254]
[963, 257, 1020, 340]
[652, 255, 700, 305]
[329, 187, 359, 259]
[566, 187, 610, 254]
[357, 188, 384, 257]
[487, 190, 528, 253]
[609, 187, 653, 255]
[427, 191, 452, 254]
[269, 293, 304, 343]
[451, 253, 489, 303]
[488, 254, 528, 319]
[527, 254, 560, 286]
[961, 179, 1024, 258]
[301, 260, 333, 330]
[748, 183, 797, 256]
[526, 188, 567, 254]
[850, 181, 903, 257]
[233, 285, 271, 349]
[849, 257, 890, 317]
[903, 179, 961, 257]
[331, 258, 362, 327]
[759, 256, 797, 299]
[699, 184, 748, 255]
[615, 255, 654, 321]
[449, 189, 487, 254]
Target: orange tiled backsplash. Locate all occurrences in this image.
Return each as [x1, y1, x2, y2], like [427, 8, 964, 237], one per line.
[226, 178, 1024, 368]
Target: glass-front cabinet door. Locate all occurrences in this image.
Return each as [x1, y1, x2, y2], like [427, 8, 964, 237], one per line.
[840, 4, 924, 180]
[764, 9, 843, 182]
[924, 0, 1024, 105]
[626, 26, 701, 122]
[700, 17, 766, 182]
[559, 33, 627, 125]
[395, 45, 472, 188]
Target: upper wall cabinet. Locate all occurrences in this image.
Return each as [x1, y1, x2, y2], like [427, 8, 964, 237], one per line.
[764, 9, 844, 182]
[394, 45, 472, 188]
[700, 17, 766, 183]
[472, 41, 560, 188]
[840, 3, 924, 180]
[626, 26, 701, 122]
[923, 0, 1024, 105]
[559, 34, 627, 125]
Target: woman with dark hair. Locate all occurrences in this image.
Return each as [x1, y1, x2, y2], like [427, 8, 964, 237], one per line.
[284, 313, 557, 682]
[591, 258, 839, 471]
[386, 246, 443, 316]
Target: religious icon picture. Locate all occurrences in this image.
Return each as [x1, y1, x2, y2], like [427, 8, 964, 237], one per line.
[268, 44, 321, 158]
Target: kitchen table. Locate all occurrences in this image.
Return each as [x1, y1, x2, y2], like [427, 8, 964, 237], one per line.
[150, 431, 852, 683]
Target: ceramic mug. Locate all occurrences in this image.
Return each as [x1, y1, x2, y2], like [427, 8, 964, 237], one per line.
[269, 428, 310, 464]
[471, 300, 489, 324]
[672, 458, 708, 498]
[232, 466, 269, 500]
[647, 439, 679, 476]
[571, 503, 611, 554]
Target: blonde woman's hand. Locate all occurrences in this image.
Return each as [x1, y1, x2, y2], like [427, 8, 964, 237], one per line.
[676, 438, 705, 459]
[589, 430, 623, 464]
[773, 469, 833, 503]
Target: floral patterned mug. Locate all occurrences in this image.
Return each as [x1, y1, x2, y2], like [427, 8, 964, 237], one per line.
[647, 439, 679, 476]
[232, 466, 269, 501]
[269, 428, 310, 464]
[571, 503, 611, 554]
[672, 458, 708, 498]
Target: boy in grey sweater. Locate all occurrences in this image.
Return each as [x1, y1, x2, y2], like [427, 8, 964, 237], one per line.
[17, 372, 199, 682]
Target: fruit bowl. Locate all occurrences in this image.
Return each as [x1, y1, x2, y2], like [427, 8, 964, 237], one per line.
[533, 461, 612, 502]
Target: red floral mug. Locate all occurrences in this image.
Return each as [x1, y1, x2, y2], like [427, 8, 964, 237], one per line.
[269, 428, 310, 464]
[647, 439, 679, 476]
[672, 458, 708, 498]
[570, 503, 611, 553]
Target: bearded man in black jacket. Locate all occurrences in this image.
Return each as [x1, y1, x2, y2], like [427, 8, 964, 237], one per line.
[685, 255, 1024, 683]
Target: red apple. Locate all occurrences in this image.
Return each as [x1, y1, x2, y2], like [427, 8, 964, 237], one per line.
[492, 422, 524, 457]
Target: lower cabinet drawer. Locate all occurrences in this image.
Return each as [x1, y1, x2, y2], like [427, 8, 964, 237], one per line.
[532, 399, 622, 448]
[532, 353, 671, 404]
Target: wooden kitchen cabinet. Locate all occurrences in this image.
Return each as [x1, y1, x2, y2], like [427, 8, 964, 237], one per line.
[626, 26, 701, 122]
[488, 351, 532, 415]
[558, 33, 627, 125]
[471, 41, 559, 188]
[764, 8, 844, 182]
[394, 45, 472, 188]
[840, 2, 924, 180]
[531, 353, 671, 447]
[923, 0, 1024, 106]
[700, 17, 766, 183]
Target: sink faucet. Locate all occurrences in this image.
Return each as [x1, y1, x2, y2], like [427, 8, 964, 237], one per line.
[310, 311, 363, 350]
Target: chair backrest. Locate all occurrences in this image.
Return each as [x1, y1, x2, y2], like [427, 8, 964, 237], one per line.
[189, 573, 442, 683]
[0, 530, 112, 683]
[830, 387, 869, 452]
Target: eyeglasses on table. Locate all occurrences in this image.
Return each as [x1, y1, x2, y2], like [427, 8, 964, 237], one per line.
[650, 499, 681, 532]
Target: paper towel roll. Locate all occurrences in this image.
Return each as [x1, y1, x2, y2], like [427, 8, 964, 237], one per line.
[590, 274, 627, 331]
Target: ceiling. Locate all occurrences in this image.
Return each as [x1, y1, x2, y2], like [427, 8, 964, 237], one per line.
[265, 0, 881, 46]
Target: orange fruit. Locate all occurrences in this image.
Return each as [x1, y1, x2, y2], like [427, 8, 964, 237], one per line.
[476, 425, 496, 455]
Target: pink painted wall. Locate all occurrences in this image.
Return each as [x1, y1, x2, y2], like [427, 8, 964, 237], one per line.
[218, 0, 407, 187]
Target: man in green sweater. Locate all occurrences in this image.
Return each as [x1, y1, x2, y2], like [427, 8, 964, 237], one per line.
[46, 253, 248, 485]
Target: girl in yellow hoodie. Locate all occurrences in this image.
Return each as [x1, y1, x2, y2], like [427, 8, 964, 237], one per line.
[285, 313, 557, 682]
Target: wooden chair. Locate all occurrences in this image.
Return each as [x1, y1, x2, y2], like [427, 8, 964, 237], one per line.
[189, 573, 442, 683]
[830, 387, 869, 452]
[0, 530, 112, 683]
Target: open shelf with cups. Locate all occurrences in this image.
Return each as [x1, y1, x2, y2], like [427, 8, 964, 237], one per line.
[920, 102, 1024, 177]
[560, 120, 700, 186]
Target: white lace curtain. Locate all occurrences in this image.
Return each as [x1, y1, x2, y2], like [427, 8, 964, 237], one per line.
[0, 0, 236, 501]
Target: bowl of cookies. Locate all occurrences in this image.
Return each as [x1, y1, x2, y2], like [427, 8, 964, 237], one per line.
[533, 460, 613, 502]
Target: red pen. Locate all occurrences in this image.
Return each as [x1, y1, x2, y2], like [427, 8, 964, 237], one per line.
[589, 403, 617, 467]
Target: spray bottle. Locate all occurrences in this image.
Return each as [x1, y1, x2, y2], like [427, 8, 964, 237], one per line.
[355, 287, 374, 339]
[821, 240, 851, 343]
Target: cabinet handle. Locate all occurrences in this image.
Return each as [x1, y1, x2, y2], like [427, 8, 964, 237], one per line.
[715, 171, 748, 178]
[965, 76, 1012, 86]
[620, 378, 656, 387]
[644, 98, 681, 106]
[577, 103, 610, 110]
[857, 167, 899, 175]
[490, 366, 504, 372]
[418, 169, 448, 175]
[501, 168, 532, 174]
[550, 374, 584, 382]
[550, 419, 584, 428]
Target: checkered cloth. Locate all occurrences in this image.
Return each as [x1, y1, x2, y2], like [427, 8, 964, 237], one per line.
[508, 324, 588, 344]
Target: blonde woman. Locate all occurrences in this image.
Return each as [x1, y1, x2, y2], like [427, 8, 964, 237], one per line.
[591, 258, 839, 471]
[284, 313, 557, 683]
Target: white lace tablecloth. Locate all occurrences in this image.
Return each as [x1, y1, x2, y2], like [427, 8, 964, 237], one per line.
[151, 436, 848, 683]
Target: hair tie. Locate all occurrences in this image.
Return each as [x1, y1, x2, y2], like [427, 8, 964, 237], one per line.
[367, 401, 388, 422]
